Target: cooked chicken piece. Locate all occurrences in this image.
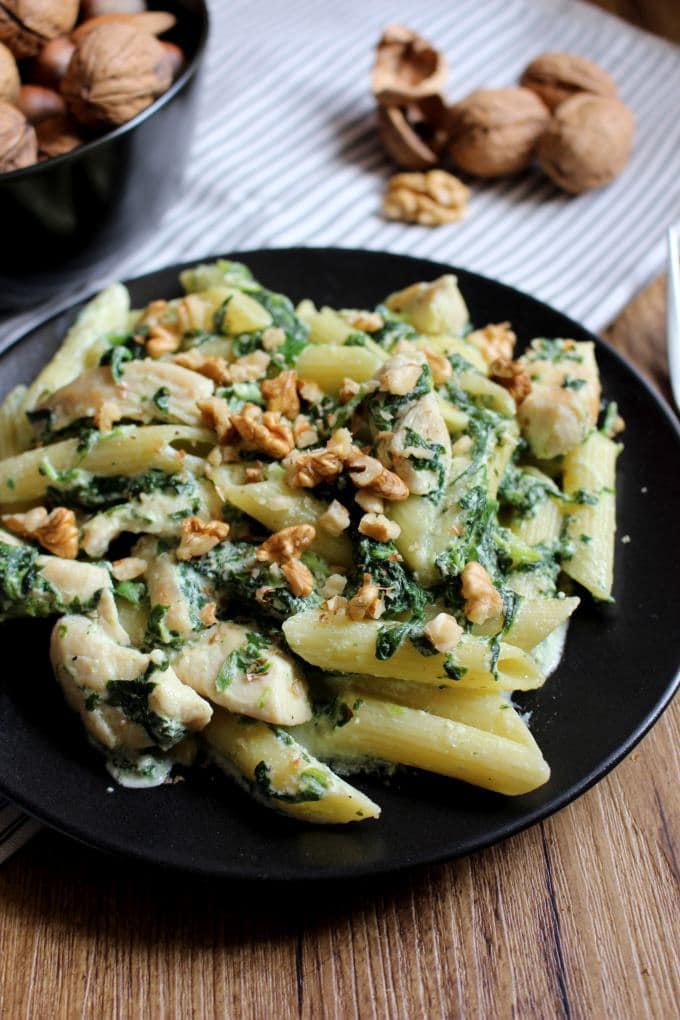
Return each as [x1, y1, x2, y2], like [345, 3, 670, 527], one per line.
[51, 615, 211, 753]
[134, 536, 215, 636]
[173, 622, 312, 725]
[385, 275, 469, 336]
[378, 392, 451, 497]
[35, 360, 214, 432]
[517, 340, 600, 459]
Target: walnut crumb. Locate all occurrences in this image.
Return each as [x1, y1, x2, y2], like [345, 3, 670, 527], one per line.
[198, 396, 234, 444]
[423, 612, 463, 653]
[2, 506, 78, 559]
[146, 324, 181, 358]
[199, 602, 218, 627]
[467, 323, 517, 366]
[174, 349, 231, 385]
[383, 170, 469, 226]
[229, 351, 270, 383]
[297, 378, 325, 405]
[343, 310, 384, 333]
[358, 512, 401, 542]
[282, 558, 315, 597]
[261, 327, 286, 351]
[489, 358, 532, 405]
[244, 463, 264, 484]
[355, 490, 385, 514]
[176, 517, 229, 561]
[322, 573, 347, 598]
[292, 415, 318, 449]
[94, 399, 122, 432]
[339, 377, 360, 403]
[256, 524, 316, 564]
[461, 561, 503, 624]
[347, 573, 385, 621]
[318, 500, 350, 536]
[111, 557, 147, 582]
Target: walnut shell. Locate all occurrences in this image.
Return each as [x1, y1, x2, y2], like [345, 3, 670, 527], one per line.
[28, 35, 76, 87]
[80, 0, 146, 17]
[372, 24, 447, 106]
[378, 95, 449, 170]
[35, 111, 81, 157]
[0, 39, 19, 102]
[449, 87, 550, 177]
[71, 11, 176, 43]
[520, 52, 617, 112]
[537, 93, 634, 194]
[61, 22, 173, 128]
[0, 0, 79, 59]
[0, 99, 37, 170]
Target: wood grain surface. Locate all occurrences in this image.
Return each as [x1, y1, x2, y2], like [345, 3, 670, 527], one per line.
[1, 4, 679, 1018]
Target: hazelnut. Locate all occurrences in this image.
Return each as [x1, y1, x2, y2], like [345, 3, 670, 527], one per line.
[35, 112, 82, 157]
[0, 0, 79, 59]
[378, 95, 449, 170]
[61, 22, 174, 128]
[17, 83, 64, 124]
[372, 24, 447, 106]
[29, 35, 76, 88]
[0, 40, 19, 103]
[537, 93, 634, 194]
[520, 52, 617, 112]
[0, 99, 37, 170]
[71, 11, 176, 43]
[449, 87, 550, 177]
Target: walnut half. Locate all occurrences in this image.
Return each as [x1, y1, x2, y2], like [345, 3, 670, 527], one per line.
[383, 169, 469, 226]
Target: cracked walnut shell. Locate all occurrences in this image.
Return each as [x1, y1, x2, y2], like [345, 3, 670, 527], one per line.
[372, 24, 447, 106]
[383, 169, 469, 226]
[520, 52, 617, 112]
[377, 96, 449, 170]
[0, 99, 37, 170]
[0, 0, 79, 59]
[449, 87, 550, 177]
[61, 22, 173, 128]
[537, 93, 634, 194]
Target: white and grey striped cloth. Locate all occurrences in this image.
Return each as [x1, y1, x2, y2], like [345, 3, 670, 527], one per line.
[1, 0, 679, 863]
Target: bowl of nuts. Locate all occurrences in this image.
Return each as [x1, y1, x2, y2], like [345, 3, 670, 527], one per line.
[0, 0, 208, 308]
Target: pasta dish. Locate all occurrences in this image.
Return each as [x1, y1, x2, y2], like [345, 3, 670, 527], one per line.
[0, 260, 622, 823]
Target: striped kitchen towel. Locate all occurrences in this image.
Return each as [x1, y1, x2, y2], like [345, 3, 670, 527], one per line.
[1, 0, 679, 862]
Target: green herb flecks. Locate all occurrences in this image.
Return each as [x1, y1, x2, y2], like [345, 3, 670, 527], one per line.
[216, 631, 271, 692]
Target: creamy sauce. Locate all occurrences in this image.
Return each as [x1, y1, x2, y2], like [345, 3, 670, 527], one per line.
[106, 754, 172, 789]
[530, 620, 569, 679]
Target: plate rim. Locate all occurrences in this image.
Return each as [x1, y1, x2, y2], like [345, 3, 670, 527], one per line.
[0, 246, 678, 881]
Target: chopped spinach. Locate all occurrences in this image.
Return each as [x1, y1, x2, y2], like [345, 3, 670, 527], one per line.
[106, 675, 186, 749]
[216, 631, 271, 692]
[253, 760, 328, 803]
[152, 387, 171, 414]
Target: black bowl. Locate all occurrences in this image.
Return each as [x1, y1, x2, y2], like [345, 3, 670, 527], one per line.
[0, 1, 209, 310]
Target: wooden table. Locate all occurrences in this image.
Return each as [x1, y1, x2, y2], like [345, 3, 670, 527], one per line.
[1, 6, 679, 1018]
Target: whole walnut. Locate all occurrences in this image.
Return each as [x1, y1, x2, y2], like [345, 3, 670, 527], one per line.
[537, 93, 634, 194]
[17, 83, 64, 123]
[61, 22, 173, 128]
[0, 99, 37, 171]
[449, 87, 550, 177]
[80, 0, 146, 16]
[520, 52, 618, 112]
[0, 1, 79, 59]
[0, 40, 19, 102]
[29, 35, 76, 88]
[35, 112, 81, 157]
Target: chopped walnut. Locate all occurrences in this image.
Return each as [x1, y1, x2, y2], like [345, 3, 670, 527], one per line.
[342, 310, 384, 333]
[146, 324, 181, 358]
[282, 558, 315, 597]
[138, 299, 168, 327]
[378, 351, 426, 396]
[489, 358, 532, 405]
[231, 403, 294, 459]
[318, 500, 350, 536]
[286, 447, 344, 488]
[256, 524, 316, 564]
[111, 557, 147, 582]
[323, 594, 348, 615]
[176, 517, 230, 561]
[461, 561, 503, 625]
[2, 506, 78, 559]
[261, 327, 286, 351]
[292, 415, 318, 449]
[297, 378, 325, 405]
[355, 489, 385, 514]
[198, 396, 235, 444]
[338, 378, 361, 404]
[349, 455, 409, 501]
[423, 347, 452, 385]
[347, 573, 385, 621]
[467, 322, 516, 366]
[358, 512, 401, 542]
[199, 602, 218, 627]
[94, 399, 122, 432]
[229, 351, 270, 383]
[244, 463, 264, 483]
[383, 170, 469, 226]
[261, 369, 300, 419]
[322, 573, 348, 598]
[174, 349, 231, 385]
[423, 612, 463, 653]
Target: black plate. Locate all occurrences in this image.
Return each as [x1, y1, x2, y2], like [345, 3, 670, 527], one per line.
[0, 248, 678, 881]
